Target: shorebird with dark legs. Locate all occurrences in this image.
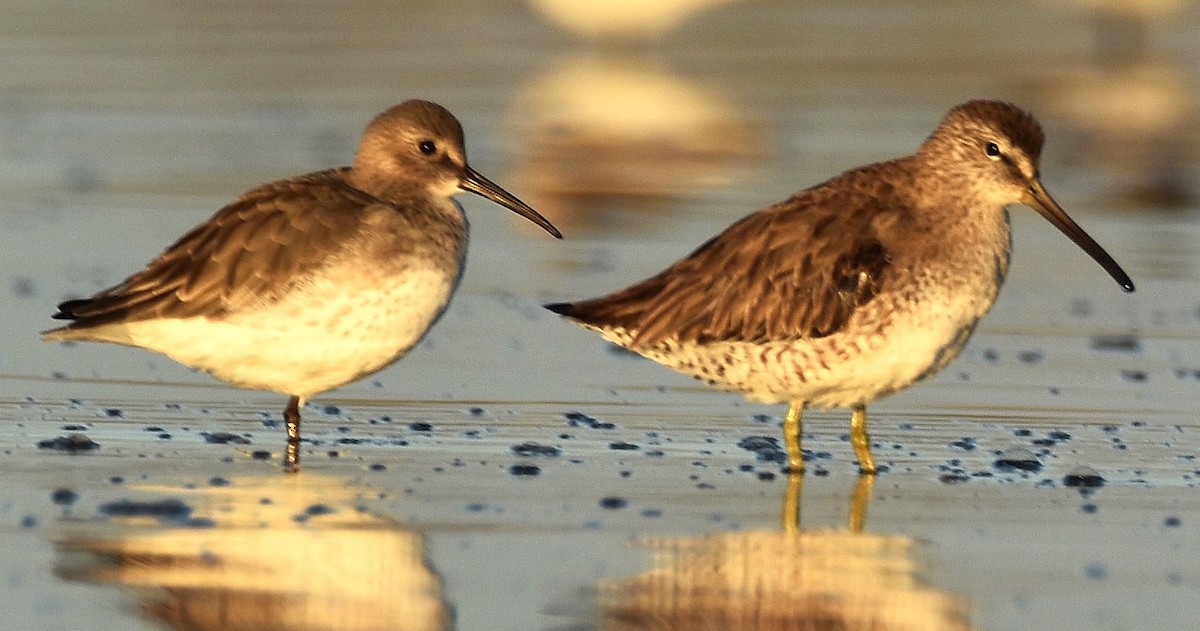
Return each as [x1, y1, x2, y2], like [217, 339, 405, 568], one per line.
[44, 100, 562, 470]
[546, 100, 1133, 475]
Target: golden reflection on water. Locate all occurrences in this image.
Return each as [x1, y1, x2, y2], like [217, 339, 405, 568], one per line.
[1032, 0, 1198, 208]
[510, 54, 763, 232]
[527, 0, 743, 40]
[598, 476, 973, 631]
[53, 475, 448, 631]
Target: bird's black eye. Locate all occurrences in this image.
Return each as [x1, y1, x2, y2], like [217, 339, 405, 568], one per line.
[985, 142, 1001, 158]
[418, 140, 437, 155]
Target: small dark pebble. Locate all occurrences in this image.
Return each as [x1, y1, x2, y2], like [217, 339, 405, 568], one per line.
[60, 424, 87, 431]
[103, 408, 123, 418]
[1090, 334, 1140, 353]
[564, 411, 615, 430]
[510, 442, 561, 458]
[1081, 503, 1098, 514]
[1164, 516, 1182, 528]
[994, 447, 1042, 472]
[1084, 562, 1108, 580]
[1048, 430, 1071, 441]
[20, 515, 38, 528]
[640, 508, 662, 518]
[144, 426, 164, 432]
[99, 498, 192, 520]
[599, 496, 628, 509]
[208, 476, 230, 487]
[305, 503, 335, 516]
[409, 422, 434, 432]
[37, 434, 100, 452]
[51, 488, 79, 506]
[940, 473, 970, 484]
[811, 468, 830, 477]
[1018, 350, 1044, 364]
[468, 407, 486, 416]
[1063, 466, 1105, 488]
[368, 463, 387, 471]
[949, 437, 977, 451]
[749, 413, 773, 424]
[109, 476, 124, 484]
[1013, 429, 1032, 437]
[757, 471, 776, 481]
[201, 431, 251, 445]
[251, 450, 272, 460]
[1120, 369, 1148, 383]
[510, 464, 541, 476]
[609, 441, 639, 451]
[736, 436, 786, 463]
[322, 405, 341, 415]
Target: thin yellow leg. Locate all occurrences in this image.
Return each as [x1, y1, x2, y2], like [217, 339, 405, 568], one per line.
[848, 473, 875, 532]
[284, 396, 303, 473]
[850, 404, 877, 475]
[782, 402, 805, 473]
[780, 472, 803, 533]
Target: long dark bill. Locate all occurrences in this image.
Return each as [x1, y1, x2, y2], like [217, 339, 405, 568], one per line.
[1022, 178, 1134, 293]
[460, 166, 562, 239]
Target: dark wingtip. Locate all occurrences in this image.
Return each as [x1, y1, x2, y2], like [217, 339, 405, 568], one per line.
[544, 302, 575, 316]
[1121, 281, 1135, 293]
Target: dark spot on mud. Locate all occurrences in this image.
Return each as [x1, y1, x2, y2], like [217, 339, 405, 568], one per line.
[565, 411, 615, 430]
[940, 473, 970, 484]
[1120, 369, 1148, 383]
[736, 436, 786, 463]
[37, 433, 99, 452]
[1018, 350, 1043, 364]
[599, 496, 628, 509]
[12, 276, 36, 297]
[322, 405, 341, 415]
[949, 437, 977, 451]
[60, 424, 87, 431]
[994, 447, 1041, 472]
[510, 464, 541, 476]
[1164, 516, 1182, 528]
[1063, 466, 1105, 489]
[511, 442, 561, 458]
[1081, 503, 1098, 514]
[468, 406, 486, 416]
[208, 477, 230, 487]
[368, 463, 387, 471]
[409, 422, 434, 432]
[1084, 562, 1107, 580]
[201, 431, 251, 445]
[305, 503, 334, 516]
[103, 408, 123, 418]
[1090, 334, 1140, 353]
[640, 508, 662, 518]
[609, 441, 639, 451]
[251, 450, 272, 460]
[20, 515, 38, 528]
[51, 488, 78, 506]
[99, 498, 193, 521]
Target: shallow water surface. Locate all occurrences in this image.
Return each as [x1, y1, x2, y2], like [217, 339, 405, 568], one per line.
[3, 1, 1200, 630]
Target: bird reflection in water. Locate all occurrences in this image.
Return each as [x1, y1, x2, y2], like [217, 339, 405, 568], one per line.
[596, 476, 974, 630]
[53, 475, 448, 631]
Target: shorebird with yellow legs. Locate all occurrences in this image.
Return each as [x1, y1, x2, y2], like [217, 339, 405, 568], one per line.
[547, 100, 1133, 475]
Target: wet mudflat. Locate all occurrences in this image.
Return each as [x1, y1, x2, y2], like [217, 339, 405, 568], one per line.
[3, 1, 1200, 630]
